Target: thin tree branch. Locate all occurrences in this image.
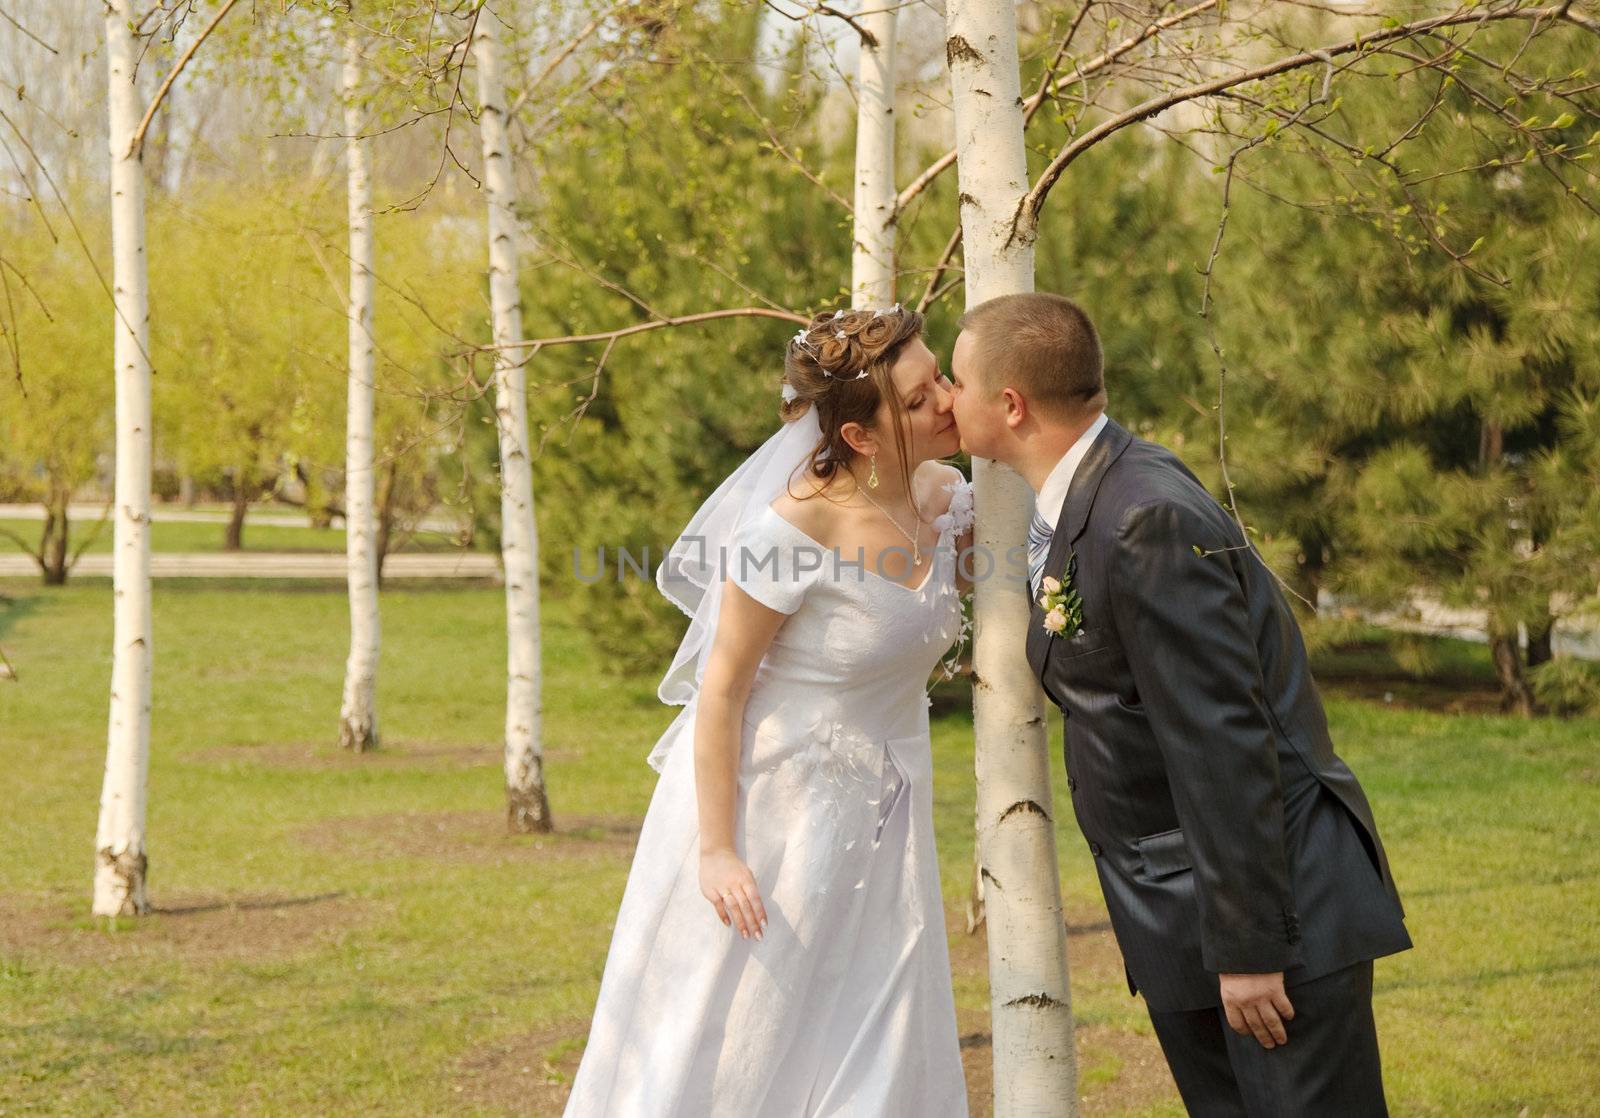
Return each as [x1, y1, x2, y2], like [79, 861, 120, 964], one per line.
[914, 224, 963, 315]
[894, 0, 1221, 216]
[505, 1, 624, 120]
[127, 0, 240, 159]
[696, 46, 854, 213]
[760, 0, 880, 48]
[0, 4, 58, 53]
[66, 494, 115, 566]
[1198, 79, 1334, 612]
[0, 522, 37, 559]
[0, 107, 152, 372]
[1011, 4, 1587, 250]
[481, 306, 808, 353]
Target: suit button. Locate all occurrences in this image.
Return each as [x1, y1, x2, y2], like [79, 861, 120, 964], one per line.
[1088, 841, 1102, 857]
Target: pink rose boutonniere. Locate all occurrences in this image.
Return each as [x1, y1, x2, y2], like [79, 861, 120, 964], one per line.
[1037, 550, 1084, 639]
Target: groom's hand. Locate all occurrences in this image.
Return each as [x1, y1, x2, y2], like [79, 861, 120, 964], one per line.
[1219, 971, 1295, 1049]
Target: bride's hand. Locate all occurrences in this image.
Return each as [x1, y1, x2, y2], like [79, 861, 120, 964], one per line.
[699, 848, 767, 940]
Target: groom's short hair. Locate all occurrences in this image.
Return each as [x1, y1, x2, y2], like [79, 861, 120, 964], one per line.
[957, 292, 1105, 419]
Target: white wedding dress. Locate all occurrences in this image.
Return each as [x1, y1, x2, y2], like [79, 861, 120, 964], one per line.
[563, 476, 975, 1118]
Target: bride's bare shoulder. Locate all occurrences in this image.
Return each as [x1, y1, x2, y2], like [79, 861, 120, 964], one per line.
[769, 478, 840, 542]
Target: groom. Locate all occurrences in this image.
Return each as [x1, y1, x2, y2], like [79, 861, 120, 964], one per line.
[949, 292, 1413, 1116]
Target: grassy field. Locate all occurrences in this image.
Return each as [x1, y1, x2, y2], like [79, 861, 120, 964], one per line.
[0, 509, 465, 556]
[1, 577, 1596, 1116]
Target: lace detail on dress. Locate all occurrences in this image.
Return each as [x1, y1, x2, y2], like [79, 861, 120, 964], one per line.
[932, 476, 974, 538]
[929, 476, 974, 692]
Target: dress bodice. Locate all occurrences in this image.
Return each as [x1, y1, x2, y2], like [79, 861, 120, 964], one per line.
[730, 475, 974, 746]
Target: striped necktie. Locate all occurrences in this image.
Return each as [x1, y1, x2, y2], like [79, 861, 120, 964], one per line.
[1027, 508, 1054, 600]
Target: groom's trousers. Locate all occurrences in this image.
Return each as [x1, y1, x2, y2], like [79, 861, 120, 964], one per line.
[1146, 959, 1389, 1117]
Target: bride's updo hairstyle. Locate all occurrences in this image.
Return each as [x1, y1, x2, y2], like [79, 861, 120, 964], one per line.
[780, 304, 926, 505]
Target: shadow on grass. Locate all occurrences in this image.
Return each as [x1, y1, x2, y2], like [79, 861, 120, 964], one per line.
[0, 586, 43, 640]
[152, 890, 346, 916]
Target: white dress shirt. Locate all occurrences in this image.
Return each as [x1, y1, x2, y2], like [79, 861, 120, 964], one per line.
[1033, 412, 1110, 530]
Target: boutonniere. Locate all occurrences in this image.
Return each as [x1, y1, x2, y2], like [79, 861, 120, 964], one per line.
[1037, 551, 1084, 638]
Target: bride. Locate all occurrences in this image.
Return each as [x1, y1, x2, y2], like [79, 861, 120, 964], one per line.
[563, 304, 975, 1117]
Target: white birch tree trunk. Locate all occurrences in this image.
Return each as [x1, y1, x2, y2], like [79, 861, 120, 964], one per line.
[850, 6, 898, 308]
[946, 1, 1079, 1111]
[473, 6, 551, 833]
[93, 0, 153, 917]
[339, 20, 381, 752]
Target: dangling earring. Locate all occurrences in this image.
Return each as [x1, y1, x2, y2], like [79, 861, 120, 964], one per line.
[868, 453, 879, 489]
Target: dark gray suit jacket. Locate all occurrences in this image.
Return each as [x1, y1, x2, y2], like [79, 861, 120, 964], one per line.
[1024, 417, 1412, 1013]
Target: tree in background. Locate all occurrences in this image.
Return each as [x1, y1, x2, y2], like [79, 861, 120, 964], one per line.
[473, 0, 552, 833]
[339, 6, 381, 751]
[1162, 28, 1600, 715]
[94, 0, 159, 917]
[149, 186, 343, 551]
[512, 4, 845, 674]
[0, 204, 116, 584]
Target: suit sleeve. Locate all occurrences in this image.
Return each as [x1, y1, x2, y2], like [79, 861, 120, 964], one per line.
[1106, 498, 1300, 974]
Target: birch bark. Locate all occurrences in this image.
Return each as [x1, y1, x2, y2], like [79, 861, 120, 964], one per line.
[473, 6, 552, 832]
[339, 19, 381, 752]
[850, 6, 898, 308]
[946, 1, 1079, 1110]
[93, 0, 154, 917]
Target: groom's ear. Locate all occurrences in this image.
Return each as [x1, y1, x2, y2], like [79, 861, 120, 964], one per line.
[1001, 385, 1030, 429]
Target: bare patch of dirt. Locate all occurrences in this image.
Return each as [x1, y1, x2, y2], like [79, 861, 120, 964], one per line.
[0, 889, 373, 965]
[452, 1018, 589, 1116]
[1074, 1021, 1180, 1115]
[293, 809, 642, 867]
[948, 905, 1179, 1116]
[180, 741, 576, 770]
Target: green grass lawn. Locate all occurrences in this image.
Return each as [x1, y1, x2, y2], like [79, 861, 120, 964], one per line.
[0, 578, 1595, 1116]
[0, 510, 466, 556]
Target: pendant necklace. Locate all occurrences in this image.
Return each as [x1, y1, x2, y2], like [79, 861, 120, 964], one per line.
[854, 482, 923, 565]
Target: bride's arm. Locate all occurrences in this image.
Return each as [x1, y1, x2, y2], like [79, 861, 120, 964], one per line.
[692, 581, 786, 940]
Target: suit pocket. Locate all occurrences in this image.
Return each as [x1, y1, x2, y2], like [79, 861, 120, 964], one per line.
[1053, 626, 1109, 659]
[1134, 826, 1192, 880]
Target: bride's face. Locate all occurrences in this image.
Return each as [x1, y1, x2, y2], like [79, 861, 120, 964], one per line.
[876, 337, 959, 464]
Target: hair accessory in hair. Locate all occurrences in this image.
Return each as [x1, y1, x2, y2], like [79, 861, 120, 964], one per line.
[870, 302, 902, 318]
[780, 382, 799, 403]
[791, 316, 874, 380]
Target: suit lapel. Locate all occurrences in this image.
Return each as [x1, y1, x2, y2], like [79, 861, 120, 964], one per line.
[1060, 416, 1132, 547]
[1025, 417, 1133, 686]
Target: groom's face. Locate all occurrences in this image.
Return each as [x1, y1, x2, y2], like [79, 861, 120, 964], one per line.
[948, 329, 1010, 461]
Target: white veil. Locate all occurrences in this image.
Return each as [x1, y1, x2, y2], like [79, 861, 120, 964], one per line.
[647, 404, 824, 771]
